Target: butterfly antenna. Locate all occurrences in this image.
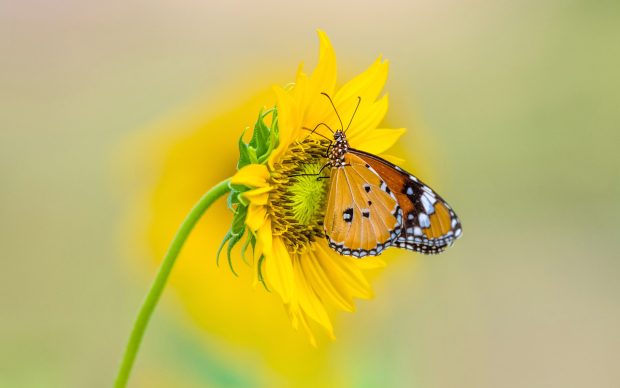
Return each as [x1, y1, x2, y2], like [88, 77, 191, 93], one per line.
[303, 121, 335, 136]
[345, 96, 362, 134]
[321, 92, 344, 131]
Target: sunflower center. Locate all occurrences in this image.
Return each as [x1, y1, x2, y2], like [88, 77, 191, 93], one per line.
[269, 139, 331, 254]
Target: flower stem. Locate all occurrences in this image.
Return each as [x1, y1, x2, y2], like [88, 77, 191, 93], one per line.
[114, 178, 231, 388]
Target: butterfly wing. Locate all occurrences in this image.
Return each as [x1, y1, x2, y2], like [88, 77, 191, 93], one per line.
[324, 152, 402, 257]
[350, 149, 462, 254]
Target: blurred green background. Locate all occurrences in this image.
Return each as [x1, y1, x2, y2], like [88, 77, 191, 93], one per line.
[1, 0, 619, 387]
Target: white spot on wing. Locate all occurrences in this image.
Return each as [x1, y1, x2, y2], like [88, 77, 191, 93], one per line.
[418, 213, 430, 228]
[420, 194, 435, 214]
[421, 185, 433, 194]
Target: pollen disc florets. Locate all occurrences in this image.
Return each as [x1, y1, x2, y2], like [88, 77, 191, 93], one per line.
[270, 139, 331, 254]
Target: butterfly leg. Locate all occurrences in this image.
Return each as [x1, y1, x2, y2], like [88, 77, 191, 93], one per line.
[324, 143, 332, 158]
[289, 162, 331, 179]
[313, 162, 331, 180]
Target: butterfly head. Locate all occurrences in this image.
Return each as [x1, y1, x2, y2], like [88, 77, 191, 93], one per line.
[333, 129, 345, 142]
[329, 130, 349, 168]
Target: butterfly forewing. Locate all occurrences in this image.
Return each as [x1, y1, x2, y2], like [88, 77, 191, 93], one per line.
[324, 153, 401, 257]
[350, 149, 462, 255]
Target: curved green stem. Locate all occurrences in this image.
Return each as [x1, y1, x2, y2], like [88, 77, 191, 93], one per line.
[114, 179, 231, 388]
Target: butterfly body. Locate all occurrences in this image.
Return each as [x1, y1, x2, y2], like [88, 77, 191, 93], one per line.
[324, 129, 462, 257]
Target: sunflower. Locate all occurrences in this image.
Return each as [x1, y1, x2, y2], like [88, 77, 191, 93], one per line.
[115, 29, 418, 387]
[226, 30, 406, 343]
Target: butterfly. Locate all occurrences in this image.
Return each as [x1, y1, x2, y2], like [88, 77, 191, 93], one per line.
[313, 93, 462, 257]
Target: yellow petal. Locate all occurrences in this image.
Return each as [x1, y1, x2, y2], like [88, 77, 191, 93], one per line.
[256, 219, 273, 258]
[346, 94, 388, 140]
[297, 30, 339, 141]
[245, 202, 268, 232]
[300, 249, 355, 312]
[231, 164, 270, 188]
[293, 65, 310, 117]
[270, 85, 301, 165]
[241, 186, 272, 206]
[315, 243, 374, 300]
[288, 306, 319, 347]
[263, 237, 296, 304]
[293, 262, 335, 338]
[310, 29, 337, 96]
[351, 127, 406, 155]
[334, 56, 388, 111]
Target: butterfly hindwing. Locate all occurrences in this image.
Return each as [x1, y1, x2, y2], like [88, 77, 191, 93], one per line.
[324, 153, 402, 257]
[350, 149, 462, 255]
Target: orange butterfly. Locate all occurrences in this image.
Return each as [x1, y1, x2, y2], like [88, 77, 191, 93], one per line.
[315, 93, 462, 257]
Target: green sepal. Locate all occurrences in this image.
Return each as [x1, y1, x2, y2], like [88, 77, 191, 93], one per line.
[236, 108, 279, 169]
[218, 105, 279, 276]
[237, 128, 251, 169]
[231, 204, 248, 235]
[256, 254, 269, 291]
[225, 232, 242, 276]
[240, 232, 254, 266]
[261, 109, 279, 164]
[250, 108, 275, 163]
[216, 231, 233, 267]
